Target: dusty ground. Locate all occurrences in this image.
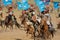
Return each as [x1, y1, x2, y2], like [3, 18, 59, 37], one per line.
[0, 28, 60, 40]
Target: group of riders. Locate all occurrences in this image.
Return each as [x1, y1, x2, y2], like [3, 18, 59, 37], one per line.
[0, 0, 57, 39]
[19, 4, 56, 39]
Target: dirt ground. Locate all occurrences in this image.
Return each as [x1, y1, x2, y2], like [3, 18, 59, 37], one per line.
[0, 28, 60, 40]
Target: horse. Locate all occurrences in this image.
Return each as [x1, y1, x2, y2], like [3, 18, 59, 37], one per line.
[4, 16, 14, 31]
[40, 16, 55, 40]
[19, 13, 29, 31]
[26, 24, 34, 38]
[4, 15, 21, 31]
[12, 16, 21, 29]
[26, 15, 42, 39]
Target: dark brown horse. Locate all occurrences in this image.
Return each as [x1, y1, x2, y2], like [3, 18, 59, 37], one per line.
[40, 17, 55, 40]
[4, 15, 21, 31]
[4, 16, 13, 31]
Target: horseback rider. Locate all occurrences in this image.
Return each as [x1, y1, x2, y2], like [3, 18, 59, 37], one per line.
[42, 9, 55, 36]
[44, 9, 53, 28]
[40, 9, 53, 29]
[7, 7, 15, 23]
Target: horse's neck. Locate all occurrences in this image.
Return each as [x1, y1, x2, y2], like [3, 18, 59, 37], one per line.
[44, 21, 48, 29]
[44, 23, 48, 27]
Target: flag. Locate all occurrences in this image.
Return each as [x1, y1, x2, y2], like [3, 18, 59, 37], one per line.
[2, 0, 12, 6]
[22, 2, 30, 10]
[34, 0, 45, 12]
[21, 0, 30, 10]
[17, 2, 22, 10]
[17, 1, 30, 10]
[54, 2, 59, 9]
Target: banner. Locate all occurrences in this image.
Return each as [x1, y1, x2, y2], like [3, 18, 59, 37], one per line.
[21, 0, 30, 10]
[2, 0, 12, 6]
[54, 2, 59, 9]
[22, 2, 30, 10]
[17, 0, 30, 10]
[17, 2, 22, 10]
[34, 0, 45, 12]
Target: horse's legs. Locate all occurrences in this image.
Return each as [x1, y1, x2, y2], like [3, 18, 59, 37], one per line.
[5, 25, 9, 31]
[36, 25, 41, 37]
[37, 29, 40, 37]
[15, 21, 21, 29]
[43, 31, 47, 40]
[24, 24, 28, 31]
[26, 28, 29, 36]
[0, 21, 5, 31]
[44, 31, 51, 40]
[1, 21, 3, 30]
[50, 31, 54, 38]
[10, 25, 13, 31]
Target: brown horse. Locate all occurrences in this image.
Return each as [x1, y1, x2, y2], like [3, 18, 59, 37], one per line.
[26, 24, 34, 38]
[19, 14, 34, 37]
[26, 15, 41, 38]
[4, 16, 13, 31]
[40, 17, 52, 40]
[19, 14, 29, 30]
